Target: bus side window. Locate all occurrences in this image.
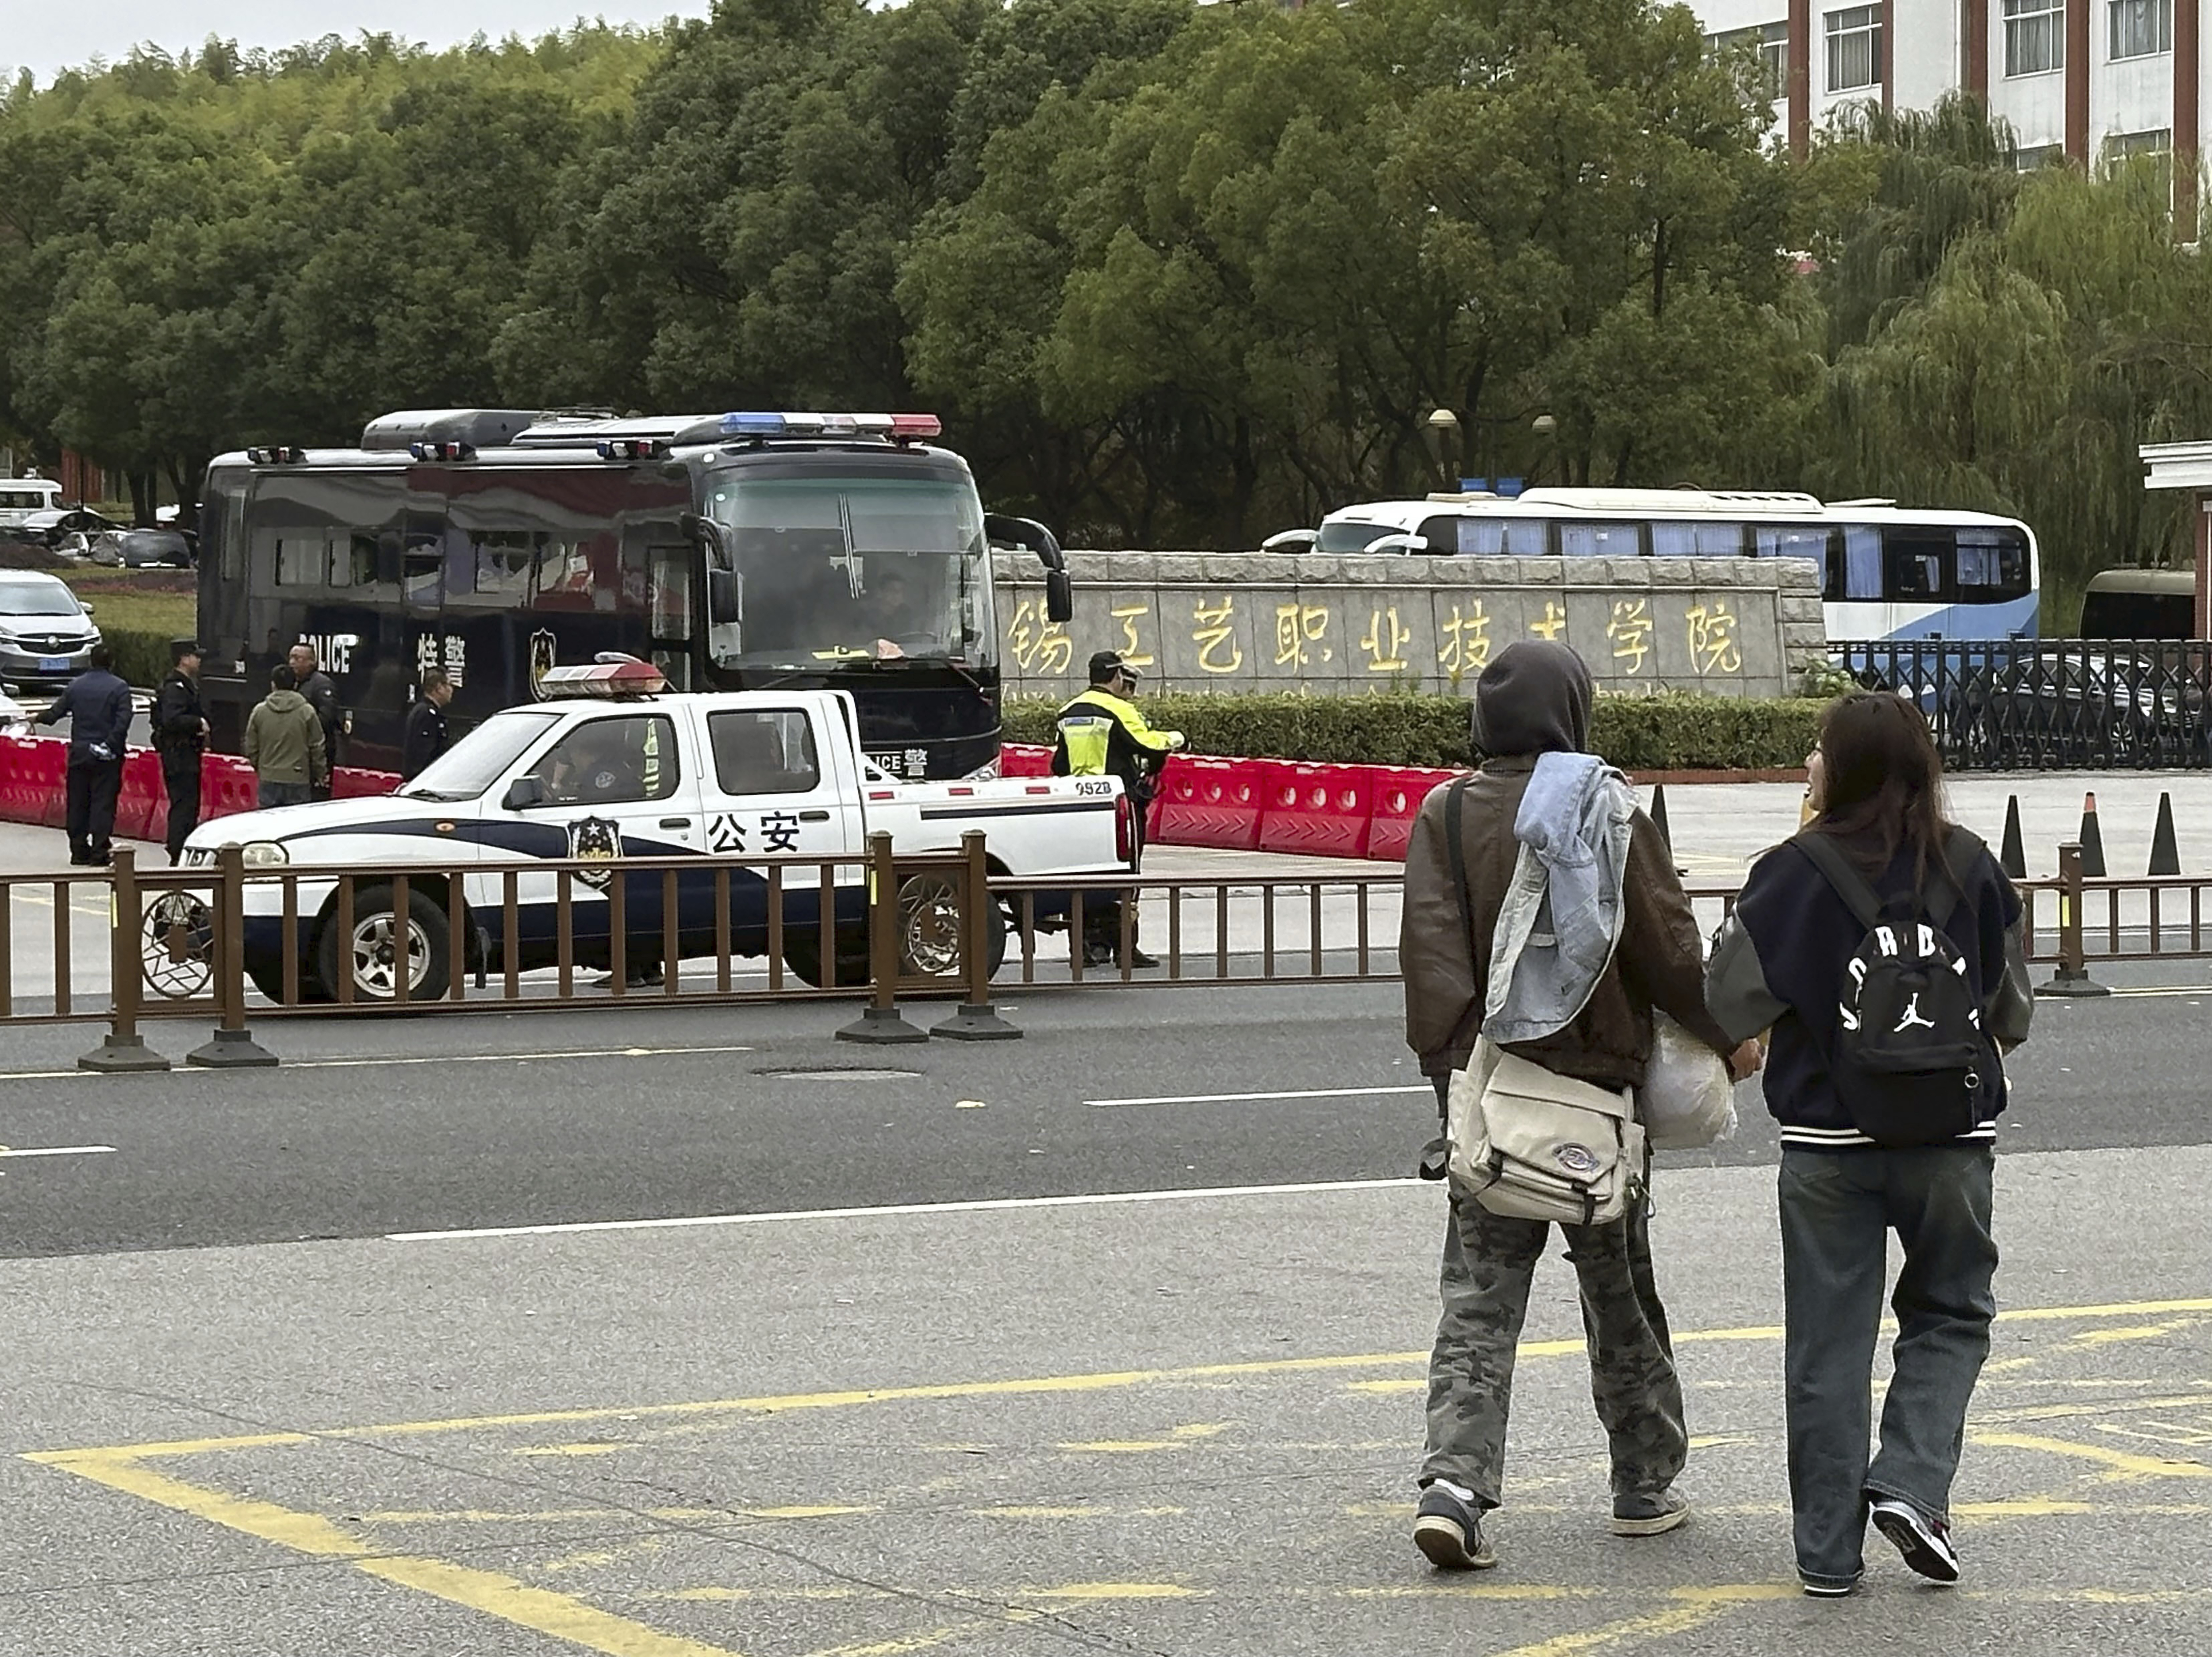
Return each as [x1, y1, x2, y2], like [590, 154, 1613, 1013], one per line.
[1883, 530, 1950, 600]
[403, 537, 442, 610]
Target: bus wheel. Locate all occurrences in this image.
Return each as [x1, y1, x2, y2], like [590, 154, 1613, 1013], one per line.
[318, 885, 450, 1004]
[896, 874, 1007, 982]
[781, 927, 869, 989]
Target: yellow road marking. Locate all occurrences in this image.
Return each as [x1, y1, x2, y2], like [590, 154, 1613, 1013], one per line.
[515, 1443, 634, 1458]
[35, 1449, 751, 1657]
[1484, 1586, 1789, 1657]
[1972, 1431, 2212, 1480]
[803, 1616, 1039, 1657]
[1027, 1582, 1197, 1600]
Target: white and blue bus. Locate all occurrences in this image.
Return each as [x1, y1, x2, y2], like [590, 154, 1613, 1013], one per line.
[1289, 488, 2039, 641]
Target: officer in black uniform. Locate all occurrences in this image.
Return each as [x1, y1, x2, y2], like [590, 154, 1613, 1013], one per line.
[38, 643, 134, 866]
[153, 638, 210, 863]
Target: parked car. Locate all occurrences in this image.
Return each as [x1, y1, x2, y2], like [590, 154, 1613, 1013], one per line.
[89, 526, 194, 568]
[0, 687, 33, 735]
[0, 570, 102, 691]
[7, 506, 122, 551]
[1954, 649, 2210, 768]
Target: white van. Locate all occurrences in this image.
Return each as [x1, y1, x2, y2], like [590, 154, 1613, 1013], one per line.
[0, 477, 65, 530]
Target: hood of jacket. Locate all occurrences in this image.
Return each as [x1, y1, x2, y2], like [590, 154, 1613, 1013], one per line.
[259, 689, 307, 714]
[1469, 641, 1592, 760]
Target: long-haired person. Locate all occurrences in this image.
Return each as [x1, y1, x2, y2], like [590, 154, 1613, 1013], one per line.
[1707, 693, 2032, 1597]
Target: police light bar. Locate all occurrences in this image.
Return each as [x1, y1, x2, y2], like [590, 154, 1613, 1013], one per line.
[408, 441, 477, 461]
[245, 446, 306, 464]
[718, 411, 942, 442]
[595, 438, 668, 460]
[537, 658, 667, 698]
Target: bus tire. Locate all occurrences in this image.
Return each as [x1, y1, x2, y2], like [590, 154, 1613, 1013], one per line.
[318, 885, 450, 1004]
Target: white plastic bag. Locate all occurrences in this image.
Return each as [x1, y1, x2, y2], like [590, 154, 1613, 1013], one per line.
[1640, 1013, 1737, 1150]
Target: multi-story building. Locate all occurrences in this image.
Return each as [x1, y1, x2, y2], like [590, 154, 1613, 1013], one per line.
[1700, 0, 2199, 178]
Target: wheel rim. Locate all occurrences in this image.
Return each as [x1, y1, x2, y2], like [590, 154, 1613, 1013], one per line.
[141, 893, 212, 999]
[350, 911, 430, 997]
[898, 876, 962, 977]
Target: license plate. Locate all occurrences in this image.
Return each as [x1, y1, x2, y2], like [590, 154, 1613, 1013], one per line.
[38, 656, 69, 672]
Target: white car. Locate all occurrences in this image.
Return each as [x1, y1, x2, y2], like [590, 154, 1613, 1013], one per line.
[184, 673, 1130, 1001]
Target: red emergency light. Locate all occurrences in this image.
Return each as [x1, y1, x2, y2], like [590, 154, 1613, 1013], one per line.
[537, 656, 667, 698]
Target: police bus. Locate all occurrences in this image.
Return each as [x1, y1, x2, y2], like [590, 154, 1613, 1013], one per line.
[195, 408, 1073, 780]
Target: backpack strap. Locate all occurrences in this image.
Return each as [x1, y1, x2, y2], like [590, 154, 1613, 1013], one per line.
[1445, 778, 1479, 965]
[1791, 832, 1884, 931]
[1927, 827, 1985, 930]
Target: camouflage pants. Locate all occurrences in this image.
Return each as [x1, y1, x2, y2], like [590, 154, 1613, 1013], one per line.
[1421, 1191, 1688, 1508]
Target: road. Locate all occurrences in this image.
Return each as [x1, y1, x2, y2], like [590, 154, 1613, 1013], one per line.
[0, 789, 2208, 1657]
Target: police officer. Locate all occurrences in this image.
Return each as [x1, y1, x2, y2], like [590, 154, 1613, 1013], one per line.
[402, 667, 454, 780]
[153, 638, 210, 863]
[1052, 650, 1184, 967]
[38, 643, 134, 866]
[288, 642, 342, 798]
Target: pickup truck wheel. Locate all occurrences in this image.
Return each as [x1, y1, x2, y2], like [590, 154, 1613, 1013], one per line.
[897, 874, 1007, 982]
[318, 885, 450, 1003]
[781, 927, 870, 989]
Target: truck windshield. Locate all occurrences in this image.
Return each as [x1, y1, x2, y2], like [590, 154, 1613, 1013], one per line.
[703, 476, 996, 670]
[400, 710, 561, 800]
[1317, 519, 1398, 554]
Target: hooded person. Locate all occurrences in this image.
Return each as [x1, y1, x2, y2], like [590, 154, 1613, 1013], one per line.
[1397, 640, 1758, 1573]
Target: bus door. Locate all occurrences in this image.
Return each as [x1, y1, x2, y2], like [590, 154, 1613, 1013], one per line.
[699, 705, 864, 951]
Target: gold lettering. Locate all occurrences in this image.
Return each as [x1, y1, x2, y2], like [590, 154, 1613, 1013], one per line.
[1192, 595, 1244, 674]
[1359, 606, 1411, 672]
[1437, 602, 1491, 680]
[1528, 600, 1567, 642]
[1110, 602, 1157, 670]
[1273, 602, 1331, 667]
[1685, 600, 1742, 675]
[1606, 598, 1653, 676]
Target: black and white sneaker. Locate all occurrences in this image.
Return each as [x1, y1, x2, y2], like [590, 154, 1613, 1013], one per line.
[1870, 1496, 1961, 1584]
[1412, 1483, 1497, 1570]
[1799, 1573, 1859, 1599]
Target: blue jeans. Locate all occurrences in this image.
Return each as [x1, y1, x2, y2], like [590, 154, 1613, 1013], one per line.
[1778, 1145, 1997, 1588]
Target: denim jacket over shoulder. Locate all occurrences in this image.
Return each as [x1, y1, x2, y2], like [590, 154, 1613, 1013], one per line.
[1484, 752, 1635, 1046]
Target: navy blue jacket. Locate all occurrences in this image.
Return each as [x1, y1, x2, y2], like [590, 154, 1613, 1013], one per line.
[40, 668, 134, 764]
[1706, 830, 2034, 1149]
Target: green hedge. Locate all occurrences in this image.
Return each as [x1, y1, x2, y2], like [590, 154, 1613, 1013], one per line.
[1006, 692, 1824, 773]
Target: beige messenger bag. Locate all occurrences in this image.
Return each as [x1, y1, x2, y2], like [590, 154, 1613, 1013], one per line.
[1447, 1036, 1647, 1227]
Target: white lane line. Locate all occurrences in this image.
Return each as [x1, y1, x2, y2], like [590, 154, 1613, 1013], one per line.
[388, 1177, 1428, 1243]
[1088, 1084, 1432, 1108]
[0, 1044, 755, 1084]
[0, 1144, 115, 1158]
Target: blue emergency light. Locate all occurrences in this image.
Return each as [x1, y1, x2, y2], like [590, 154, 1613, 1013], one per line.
[718, 411, 943, 442]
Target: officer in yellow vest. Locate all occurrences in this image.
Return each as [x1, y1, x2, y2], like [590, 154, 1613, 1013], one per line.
[1053, 650, 1185, 967]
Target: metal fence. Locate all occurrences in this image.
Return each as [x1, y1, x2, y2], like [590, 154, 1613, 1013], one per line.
[1, 835, 2201, 1068]
[1836, 638, 2212, 771]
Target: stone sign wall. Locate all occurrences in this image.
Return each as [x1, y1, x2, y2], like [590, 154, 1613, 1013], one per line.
[994, 552, 1827, 700]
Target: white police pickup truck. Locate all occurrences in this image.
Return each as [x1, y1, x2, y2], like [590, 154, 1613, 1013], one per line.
[182, 662, 1128, 1001]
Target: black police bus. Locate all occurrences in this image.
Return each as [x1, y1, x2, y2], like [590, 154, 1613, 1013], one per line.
[195, 408, 1072, 779]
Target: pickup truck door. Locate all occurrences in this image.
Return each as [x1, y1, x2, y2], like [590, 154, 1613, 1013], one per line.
[500, 710, 703, 947]
[697, 704, 866, 946]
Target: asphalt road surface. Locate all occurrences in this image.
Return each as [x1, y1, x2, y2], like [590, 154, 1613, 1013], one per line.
[2, 851, 2209, 1654]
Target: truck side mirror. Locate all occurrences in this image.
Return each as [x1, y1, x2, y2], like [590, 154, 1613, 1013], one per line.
[1045, 569, 1074, 625]
[503, 775, 546, 811]
[707, 568, 741, 623]
[680, 511, 730, 565]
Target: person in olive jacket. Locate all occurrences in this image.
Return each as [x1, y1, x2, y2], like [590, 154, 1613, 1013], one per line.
[153, 638, 210, 863]
[244, 665, 327, 809]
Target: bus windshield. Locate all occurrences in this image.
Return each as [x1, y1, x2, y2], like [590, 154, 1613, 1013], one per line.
[704, 476, 995, 670]
[1317, 519, 1397, 555]
[400, 710, 561, 800]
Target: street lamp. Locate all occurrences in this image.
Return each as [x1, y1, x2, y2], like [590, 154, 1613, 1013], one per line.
[1530, 412, 1556, 488]
[1427, 407, 1462, 490]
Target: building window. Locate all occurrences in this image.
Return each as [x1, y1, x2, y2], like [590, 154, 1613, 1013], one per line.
[2004, 0, 2066, 76]
[1825, 5, 1882, 92]
[1709, 21, 1789, 98]
[2110, 0, 2174, 58]
[2104, 127, 2173, 160]
[2013, 142, 2065, 170]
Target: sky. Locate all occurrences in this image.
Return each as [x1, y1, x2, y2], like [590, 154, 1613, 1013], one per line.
[0, 2, 717, 86]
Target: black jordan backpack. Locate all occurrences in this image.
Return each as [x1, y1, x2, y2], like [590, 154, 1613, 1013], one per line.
[1793, 829, 1993, 1148]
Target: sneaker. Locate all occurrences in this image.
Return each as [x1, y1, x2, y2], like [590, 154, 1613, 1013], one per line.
[1609, 1488, 1690, 1537]
[1870, 1496, 1960, 1584]
[1799, 1573, 1859, 1598]
[1412, 1484, 1497, 1570]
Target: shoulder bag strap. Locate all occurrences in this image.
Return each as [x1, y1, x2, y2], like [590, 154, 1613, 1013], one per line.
[1791, 831, 1885, 931]
[1445, 778, 1478, 963]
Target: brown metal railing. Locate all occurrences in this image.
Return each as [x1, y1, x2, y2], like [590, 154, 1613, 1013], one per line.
[8, 833, 2208, 1068]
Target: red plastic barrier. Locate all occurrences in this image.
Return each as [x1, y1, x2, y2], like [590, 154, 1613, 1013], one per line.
[114, 748, 165, 843]
[1256, 761, 1378, 859]
[1363, 767, 1462, 862]
[998, 744, 1054, 779]
[202, 755, 261, 821]
[0, 735, 64, 825]
[333, 766, 402, 800]
[1148, 755, 1263, 851]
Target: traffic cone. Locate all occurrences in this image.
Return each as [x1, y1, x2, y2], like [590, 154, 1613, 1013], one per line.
[2078, 792, 2106, 878]
[1998, 794, 2026, 880]
[2149, 791, 2181, 877]
[1650, 783, 1672, 852]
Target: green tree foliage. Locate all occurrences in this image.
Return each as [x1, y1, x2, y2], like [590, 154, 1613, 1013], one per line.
[0, 8, 2206, 630]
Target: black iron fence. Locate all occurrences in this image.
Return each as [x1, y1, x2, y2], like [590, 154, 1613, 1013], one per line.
[1834, 639, 2212, 771]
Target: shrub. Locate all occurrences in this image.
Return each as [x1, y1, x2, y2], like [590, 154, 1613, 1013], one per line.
[1006, 692, 1824, 773]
